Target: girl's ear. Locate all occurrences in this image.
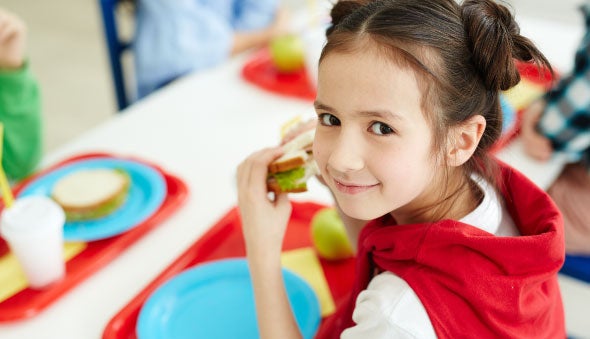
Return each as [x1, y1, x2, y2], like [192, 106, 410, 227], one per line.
[446, 115, 486, 167]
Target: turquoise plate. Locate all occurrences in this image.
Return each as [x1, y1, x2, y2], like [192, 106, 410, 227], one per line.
[136, 258, 321, 339]
[17, 158, 166, 241]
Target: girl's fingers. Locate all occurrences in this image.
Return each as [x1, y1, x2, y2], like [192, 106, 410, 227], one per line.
[237, 147, 284, 197]
[281, 118, 317, 145]
[248, 147, 283, 192]
[274, 191, 292, 213]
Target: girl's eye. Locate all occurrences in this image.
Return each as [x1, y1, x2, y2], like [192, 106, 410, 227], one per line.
[370, 122, 395, 135]
[319, 113, 341, 126]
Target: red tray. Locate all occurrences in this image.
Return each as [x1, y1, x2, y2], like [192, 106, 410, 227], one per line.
[0, 152, 188, 322]
[242, 47, 317, 101]
[102, 201, 356, 339]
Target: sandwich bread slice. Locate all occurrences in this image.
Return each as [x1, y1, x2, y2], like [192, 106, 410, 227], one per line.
[267, 127, 319, 193]
[51, 168, 131, 221]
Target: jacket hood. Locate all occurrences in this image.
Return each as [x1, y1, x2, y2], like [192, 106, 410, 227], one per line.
[327, 161, 566, 339]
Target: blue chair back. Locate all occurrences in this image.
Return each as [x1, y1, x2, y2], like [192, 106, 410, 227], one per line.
[98, 0, 132, 111]
[561, 254, 590, 283]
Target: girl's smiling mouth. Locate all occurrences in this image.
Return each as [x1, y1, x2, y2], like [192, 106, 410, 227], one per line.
[333, 178, 380, 194]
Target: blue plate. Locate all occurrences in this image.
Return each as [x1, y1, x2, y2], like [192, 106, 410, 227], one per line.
[136, 258, 321, 339]
[17, 158, 166, 241]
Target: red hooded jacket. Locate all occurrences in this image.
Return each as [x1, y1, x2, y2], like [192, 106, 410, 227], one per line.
[320, 162, 565, 338]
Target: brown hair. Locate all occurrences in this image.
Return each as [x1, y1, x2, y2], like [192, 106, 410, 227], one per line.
[320, 0, 551, 196]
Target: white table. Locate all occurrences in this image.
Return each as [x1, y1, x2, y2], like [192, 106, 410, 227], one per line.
[1, 16, 588, 339]
[0, 49, 334, 339]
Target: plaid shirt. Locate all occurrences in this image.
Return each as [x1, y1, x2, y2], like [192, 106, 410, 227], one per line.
[537, 3, 590, 166]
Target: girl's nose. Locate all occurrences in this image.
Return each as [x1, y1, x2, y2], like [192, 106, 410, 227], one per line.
[328, 134, 365, 174]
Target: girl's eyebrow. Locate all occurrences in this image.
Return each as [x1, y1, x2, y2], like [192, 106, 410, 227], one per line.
[313, 100, 334, 112]
[358, 110, 403, 121]
[314, 100, 403, 121]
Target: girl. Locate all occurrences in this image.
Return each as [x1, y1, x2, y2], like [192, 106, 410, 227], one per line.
[237, 0, 565, 338]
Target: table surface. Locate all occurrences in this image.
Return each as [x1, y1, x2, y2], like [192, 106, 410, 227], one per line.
[1, 15, 588, 339]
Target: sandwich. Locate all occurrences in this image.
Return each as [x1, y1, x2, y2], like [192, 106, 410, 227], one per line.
[267, 125, 319, 193]
[51, 168, 131, 221]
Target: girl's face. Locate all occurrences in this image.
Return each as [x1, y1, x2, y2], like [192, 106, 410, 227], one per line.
[313, 50, 444, 223]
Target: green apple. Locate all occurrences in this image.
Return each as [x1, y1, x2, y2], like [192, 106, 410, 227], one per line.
[310, 207, 354, 260]
[269, 34, 305, 73]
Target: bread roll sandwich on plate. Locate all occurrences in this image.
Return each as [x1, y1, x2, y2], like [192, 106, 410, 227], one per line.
[51, 168, 131, 221]
[267, 125, 319, 193]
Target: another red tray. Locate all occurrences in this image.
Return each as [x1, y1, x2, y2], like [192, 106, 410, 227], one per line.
[242, 47, 317, 101]
[102, 201, 356, 339]
[492, 61, 557, 152]
[0, 152, 188, 322]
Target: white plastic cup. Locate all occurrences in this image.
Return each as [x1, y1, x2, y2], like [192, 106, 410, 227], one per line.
[0, 195, 66, 289]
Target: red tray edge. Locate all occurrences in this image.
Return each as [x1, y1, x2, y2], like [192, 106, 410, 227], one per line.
[101, 204, 241, 339]
[241, 48, 317, 102]
[102, 201, 331, 339]
[0, 152, 189, 322]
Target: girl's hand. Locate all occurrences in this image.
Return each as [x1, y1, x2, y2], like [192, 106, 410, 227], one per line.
[237, 147, 293, 259]
[280, 118, 317, 145]
[521, 99, 553, 162]
[0, 8, 26, 70]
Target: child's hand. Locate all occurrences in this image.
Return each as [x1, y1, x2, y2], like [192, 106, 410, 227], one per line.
[237, 147, 293, 259]
[280, 118, 317, 145]
[269, 7, 291, 39]
[521, 99, 553, 162]
[0, 8, 26, 70]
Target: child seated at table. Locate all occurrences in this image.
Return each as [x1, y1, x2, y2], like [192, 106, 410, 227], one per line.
[521, 2, 590, 255]
[0, 7, 42, 182]
[132, 0, 290, 99]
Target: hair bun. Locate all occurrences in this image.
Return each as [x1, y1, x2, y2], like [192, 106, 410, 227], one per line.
[461, 0, 548, 91]
[461, 0, 520, 90]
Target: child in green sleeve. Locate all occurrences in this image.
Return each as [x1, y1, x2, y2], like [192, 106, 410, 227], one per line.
[0, 7, 42, 181]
